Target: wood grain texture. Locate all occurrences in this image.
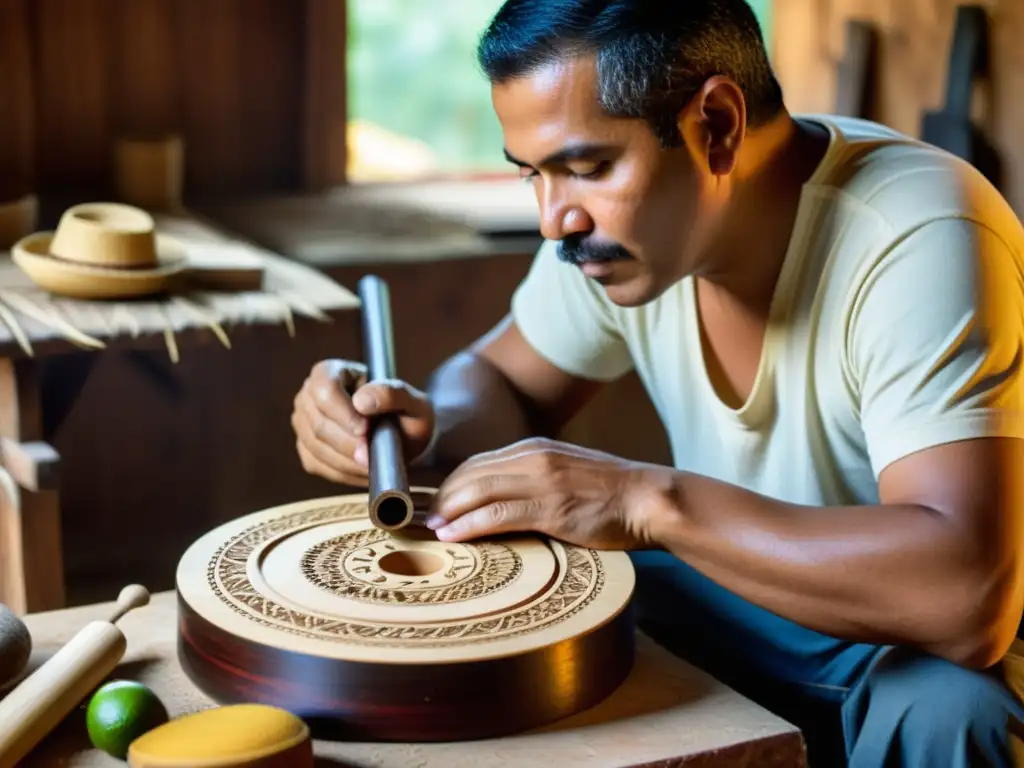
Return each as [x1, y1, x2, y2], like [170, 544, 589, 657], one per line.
[0, 359, 42, 443]
[0, 480, 64, 615]
[179, 595, 636, 742]
[177, 0, 304, 195]
[177, 0, 243, 194]
[0, 0, 36, 200]
[17, 0, 310, 199]
[110, 0, 182, 140]
[773, 0, 1024, 213]
[18, 591, 806, 767]
[33, 0, 113, 196]
[0, 586, 147, 765]
[0, 438, 59, 492]
[0, 356, 64, 614]
[0, 209, 357, 358]
[110, 0, 182, 139]
[237, 0, 304, 192]
[304, 0, 349, 189]
[0, 620, 126, 765]
[175, 493, 637, 741]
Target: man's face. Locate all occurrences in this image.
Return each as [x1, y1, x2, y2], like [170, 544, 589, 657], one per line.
[492, 56, 735, 307]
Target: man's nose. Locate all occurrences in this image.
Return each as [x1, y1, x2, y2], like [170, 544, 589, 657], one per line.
[537, 183, 592, 241]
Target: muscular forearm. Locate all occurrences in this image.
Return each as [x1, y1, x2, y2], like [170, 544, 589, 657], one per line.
[422, 351, 538, 471]
[642, 470, 1020, 668]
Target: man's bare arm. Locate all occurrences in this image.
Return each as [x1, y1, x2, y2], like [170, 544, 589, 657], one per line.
[642, 436, 1024, 668]
[423, 315, 604, 471]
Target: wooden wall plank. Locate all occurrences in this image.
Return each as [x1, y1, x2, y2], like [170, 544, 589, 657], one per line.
[33, 0, 113, 196]
[238, 0, 304, 191]
[304, 0, 349, 190]
[0, 0, 36, 200]
[111, 0, 182, 139]
[177, 0, 244, 195]
[175, 0, 307, 195]
[2, 0, 324, 199]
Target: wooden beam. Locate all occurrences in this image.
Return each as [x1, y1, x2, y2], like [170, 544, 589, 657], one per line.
[0, 359, 41, 443]
[0, 439, 59, 493]
[304, 0, 349, 191]
[0, 483, 63, 615]
[0, 358, 64, 614]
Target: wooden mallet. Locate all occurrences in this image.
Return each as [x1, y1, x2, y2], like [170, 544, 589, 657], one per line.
[0, 584, 150, 767]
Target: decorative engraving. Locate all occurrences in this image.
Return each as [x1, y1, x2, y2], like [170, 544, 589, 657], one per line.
[204, 502, 605, 648]
[299, 529, 522, 605]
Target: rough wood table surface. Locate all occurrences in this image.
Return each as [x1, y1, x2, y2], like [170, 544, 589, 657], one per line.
[195, 184, 545, 268]
[0, 208, 360, 361]
[10, 591, 805, 767]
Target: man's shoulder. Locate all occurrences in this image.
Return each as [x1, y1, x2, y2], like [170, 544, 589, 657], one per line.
[801, 114, 1021, 247]
[791, 117, 1024, 372]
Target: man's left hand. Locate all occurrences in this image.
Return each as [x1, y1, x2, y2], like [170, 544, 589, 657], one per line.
[424, 437, 668, 549]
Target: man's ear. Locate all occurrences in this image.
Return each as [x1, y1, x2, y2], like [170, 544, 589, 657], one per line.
[676, 75, 746, 176]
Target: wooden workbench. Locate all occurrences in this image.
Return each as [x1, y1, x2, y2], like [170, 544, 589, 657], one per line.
[0, 208, 359, 616]
[13, 590, 806, 767]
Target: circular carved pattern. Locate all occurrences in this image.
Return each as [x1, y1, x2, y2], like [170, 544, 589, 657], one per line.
[204, 502, 606, 648]
[298, 528, 522, 606]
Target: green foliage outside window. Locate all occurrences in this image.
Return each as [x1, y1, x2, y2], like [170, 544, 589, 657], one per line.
[347, 1, 774, 180]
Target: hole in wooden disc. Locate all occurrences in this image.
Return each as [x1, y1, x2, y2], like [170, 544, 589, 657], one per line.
[377, 551, 445, 577]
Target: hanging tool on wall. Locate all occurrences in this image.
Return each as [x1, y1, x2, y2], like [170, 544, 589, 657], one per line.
[920, 4, 1002, 189]
[834, 19, 880, 120]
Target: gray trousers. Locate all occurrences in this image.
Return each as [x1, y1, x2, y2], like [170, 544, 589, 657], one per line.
[630, 551, 1024, 767]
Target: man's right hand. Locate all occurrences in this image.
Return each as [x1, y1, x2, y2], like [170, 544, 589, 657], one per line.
[291, 359, 436, 486]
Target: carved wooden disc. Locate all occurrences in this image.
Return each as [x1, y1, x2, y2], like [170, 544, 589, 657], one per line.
[175, 490, 637, 741]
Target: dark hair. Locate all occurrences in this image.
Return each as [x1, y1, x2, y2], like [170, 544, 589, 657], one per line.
[477, 0, 784, 147]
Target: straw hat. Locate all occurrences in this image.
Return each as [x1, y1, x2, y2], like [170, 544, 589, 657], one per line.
[10, 202, 187, 299]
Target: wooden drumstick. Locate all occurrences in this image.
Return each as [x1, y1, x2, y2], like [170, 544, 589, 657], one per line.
[357, 274, 415, 531]
[0, 584, 150, 767]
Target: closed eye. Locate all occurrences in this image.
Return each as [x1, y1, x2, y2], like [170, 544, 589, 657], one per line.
[571, 161, 609, 179]
[519, 162, 609, 183]
[507, 143, 615, 184]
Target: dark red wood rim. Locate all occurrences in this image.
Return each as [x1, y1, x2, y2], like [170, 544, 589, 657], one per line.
[176, 590, 636, 742]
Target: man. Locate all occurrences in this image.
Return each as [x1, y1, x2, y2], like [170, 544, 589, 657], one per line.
[292, 0, 1024, 764]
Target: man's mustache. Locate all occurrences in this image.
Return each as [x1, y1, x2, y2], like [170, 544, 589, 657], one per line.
[556, 235, 633, 266]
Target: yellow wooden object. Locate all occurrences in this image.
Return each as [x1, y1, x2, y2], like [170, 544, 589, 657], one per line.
[126, 704, 313, 768]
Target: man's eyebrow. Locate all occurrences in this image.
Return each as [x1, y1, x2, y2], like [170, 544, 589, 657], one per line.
[504, 143, 610, 169]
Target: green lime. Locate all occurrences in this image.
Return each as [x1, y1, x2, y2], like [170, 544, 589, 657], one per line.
[85, 680, 169, 758]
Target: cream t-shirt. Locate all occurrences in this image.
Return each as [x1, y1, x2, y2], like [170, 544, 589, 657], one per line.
[510, 115, 1024, 508]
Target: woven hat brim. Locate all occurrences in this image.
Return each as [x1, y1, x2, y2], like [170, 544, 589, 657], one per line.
[11, 232, 188, 299]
